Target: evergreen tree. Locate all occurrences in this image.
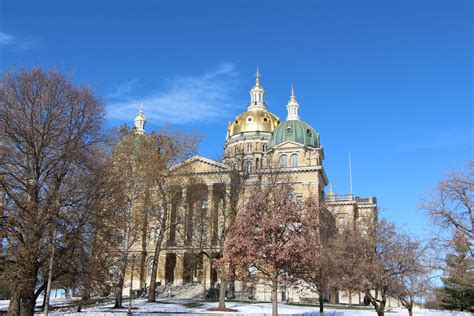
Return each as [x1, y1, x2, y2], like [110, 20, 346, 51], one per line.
[439, 232, 474, 312]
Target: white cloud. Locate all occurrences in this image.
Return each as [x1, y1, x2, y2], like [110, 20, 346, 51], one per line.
[106, 63, 239, 125]
[0, 32, 14, 45]
[0, 31, 39, 50]
[105, 79, 139, 99]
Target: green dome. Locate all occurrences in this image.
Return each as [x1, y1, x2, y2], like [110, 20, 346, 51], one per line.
[268, 119, 320, 148]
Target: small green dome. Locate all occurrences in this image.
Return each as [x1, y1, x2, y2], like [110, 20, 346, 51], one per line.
[268, 120, 320, 148]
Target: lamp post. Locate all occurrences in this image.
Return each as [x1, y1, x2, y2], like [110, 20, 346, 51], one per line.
[128, 255, 136, 315]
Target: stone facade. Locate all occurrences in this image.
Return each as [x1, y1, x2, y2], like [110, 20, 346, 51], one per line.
[124, 72, 377, 304]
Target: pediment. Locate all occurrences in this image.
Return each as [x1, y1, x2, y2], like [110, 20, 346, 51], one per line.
[271, 141, 306, 150]
[171, 155, 231, 174]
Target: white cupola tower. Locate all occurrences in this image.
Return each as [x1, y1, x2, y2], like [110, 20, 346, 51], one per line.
[134, 103, 146, 134]
[286, 85, 300, 120]
[248, 68, 267, 110]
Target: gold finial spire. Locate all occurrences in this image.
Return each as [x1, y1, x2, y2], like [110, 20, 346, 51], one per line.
[140, 102, 144, 113]
[329, 183, 335, 199]
[254, 68, 261, 85]
[248, 67, 266, 110]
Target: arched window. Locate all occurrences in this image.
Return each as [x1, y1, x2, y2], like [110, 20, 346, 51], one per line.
[279, 155, 288, 168]
[262, 144, 268, 152]
[247, 143, 253, 153]
[290, 154, 298, 167]
[246, 160, 253, 174]
[234, 146, 238, 154]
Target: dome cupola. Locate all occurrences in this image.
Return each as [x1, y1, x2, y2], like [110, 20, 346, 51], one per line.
[226, 69, 279, 141]
[268, 87, 320, 148]
[134, 103, 146, 135]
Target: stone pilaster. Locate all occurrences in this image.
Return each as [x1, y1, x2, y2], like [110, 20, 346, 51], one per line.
[207, 184, 213, 246]
[177, 186, 187, 246]
[157, 253, 166, 284]
[220, 184, 231, 240]
[174, 253, 184, 286]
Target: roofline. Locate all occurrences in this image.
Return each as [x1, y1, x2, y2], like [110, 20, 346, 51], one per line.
[170, 155, 231, 171]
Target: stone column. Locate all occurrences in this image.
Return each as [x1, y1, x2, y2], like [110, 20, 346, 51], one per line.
[177, 186, 187, 246]
[174, 253, 184, 286]
[202, 254, 213, 295]
[207, 184, 213, 247]
[220, 183, 231, 239]
[157, 252, 166, 285]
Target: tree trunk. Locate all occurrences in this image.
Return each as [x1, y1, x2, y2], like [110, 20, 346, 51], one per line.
[34, 282, 47, 309]
[114, 255, 128, 308]
[139, 192, 150, 290]
[20, 290, 36, 316]
[271, 280, 278, 316]
[218, 276, 227, 310]
[407, 307, 413, 316]
[7, 285, 21, 316]
[44, 235, 55, 316]
[139, 247, 147, 290]
[348, 290, 352, 307]
[318, 291, 324, 316]
[147, 200, 168, 302]
[376, 299, 386, 316]
[114, 282, 123, 309]
[19, 264, 39, 316]
[147, 241, 162, 302]
[115, 206, 132, 308]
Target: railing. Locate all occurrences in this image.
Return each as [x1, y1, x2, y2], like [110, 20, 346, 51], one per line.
[325, 194, 354, 202]
[325, 195, 376, 204]
[355, 197, 376, 204]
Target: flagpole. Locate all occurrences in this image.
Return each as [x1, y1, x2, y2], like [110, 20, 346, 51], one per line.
[349, 151, 353, 195]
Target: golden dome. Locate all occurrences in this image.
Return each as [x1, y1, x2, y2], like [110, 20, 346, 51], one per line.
[227, 108, 280, 139]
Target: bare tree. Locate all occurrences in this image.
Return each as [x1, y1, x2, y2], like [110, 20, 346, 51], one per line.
[300, 197, 338, 316]
[421, 161, 473, 254]
[346, 220, 425, 316]
[144, 130, 198, 302]
[0, 68, 106, 316]
[109, 127, 147, 308]
[209, 168, 245, 311]
[393, 238, 433, 316]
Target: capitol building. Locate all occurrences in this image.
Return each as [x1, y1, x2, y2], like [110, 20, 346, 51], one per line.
[127, 71, 378, 304]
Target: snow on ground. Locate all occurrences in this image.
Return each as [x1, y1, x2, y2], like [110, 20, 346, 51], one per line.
[51, 298, 474, 315]
[1, 298, 472, 315]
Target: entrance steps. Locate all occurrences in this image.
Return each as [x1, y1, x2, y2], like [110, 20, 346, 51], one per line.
[155, 283, 207, 299]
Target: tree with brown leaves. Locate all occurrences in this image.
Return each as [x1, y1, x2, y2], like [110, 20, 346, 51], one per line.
[0, 68, 106, 316]
[222, 181, 310, 316]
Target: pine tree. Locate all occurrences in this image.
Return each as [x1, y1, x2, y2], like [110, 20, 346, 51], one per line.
[439, 232, 474, 312]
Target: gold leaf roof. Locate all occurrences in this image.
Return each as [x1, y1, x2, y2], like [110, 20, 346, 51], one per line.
[227, 108, 280, 139]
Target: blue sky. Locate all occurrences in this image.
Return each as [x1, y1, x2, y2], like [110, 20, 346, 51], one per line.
[1, 0, 472, 238]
